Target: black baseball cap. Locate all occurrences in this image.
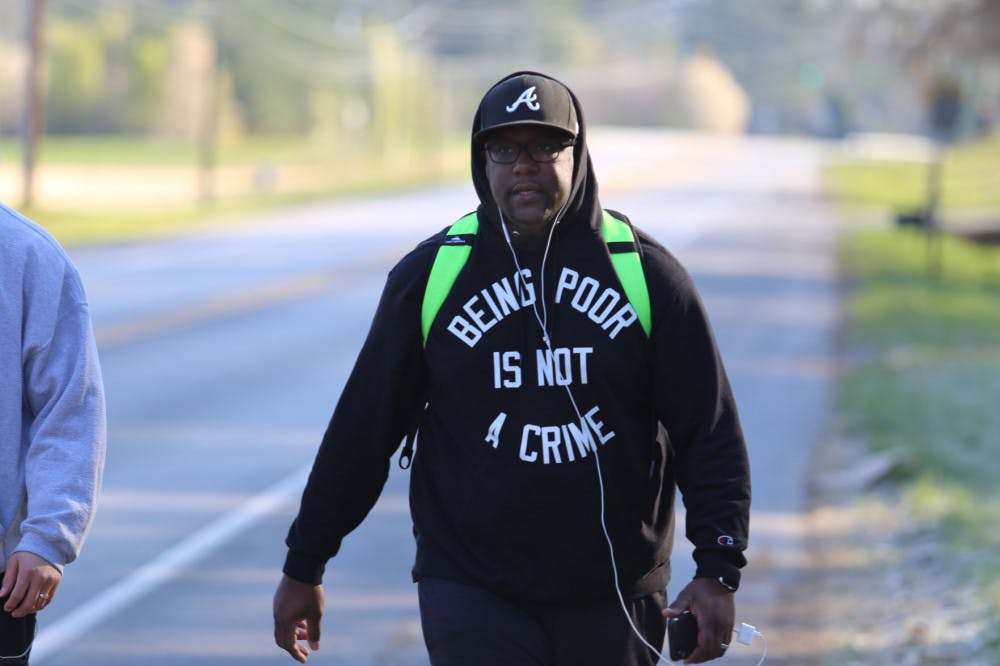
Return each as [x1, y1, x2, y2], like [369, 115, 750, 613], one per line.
[474, 73, 578, 142]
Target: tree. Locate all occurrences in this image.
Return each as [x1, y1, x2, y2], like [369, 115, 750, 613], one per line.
[22, 0, 46, 207]
[46, 18, 105, 133]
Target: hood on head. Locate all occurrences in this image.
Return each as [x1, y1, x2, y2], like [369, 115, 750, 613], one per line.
[470, 70, 600, 231]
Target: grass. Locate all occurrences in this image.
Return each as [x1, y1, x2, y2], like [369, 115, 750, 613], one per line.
[1, 134, 464, 165]
[18, 163, 465, 246]
[2, 134, 469, 246]
[826, 133, 1000, 213]
[838, 228, 1000, 526]
[827, 136, 1000, 659]
[19, 196, 306, 246]
[1, 135, 200, 165]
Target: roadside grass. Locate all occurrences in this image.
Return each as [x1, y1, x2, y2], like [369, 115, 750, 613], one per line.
[1, 134, 463, 165]
[827, 136, 1000, 659]
[2, 134, 468, 246]
[19, 196, 305, 246]
[1, 135, 200, 165]
[839, 230, 1000, 488]
[17, 163, 462, 247]
[826, 133, 1000, 212]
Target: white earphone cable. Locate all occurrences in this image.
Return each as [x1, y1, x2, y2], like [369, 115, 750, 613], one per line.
[497, 204, 669, 663]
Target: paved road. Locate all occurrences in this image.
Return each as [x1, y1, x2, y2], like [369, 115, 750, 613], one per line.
[30, 130, 838, 665]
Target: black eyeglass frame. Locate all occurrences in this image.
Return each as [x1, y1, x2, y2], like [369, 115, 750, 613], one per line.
[483, 137, 576, 164]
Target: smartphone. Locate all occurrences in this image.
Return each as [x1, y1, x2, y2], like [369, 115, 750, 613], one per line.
[667, 611, 698, 661]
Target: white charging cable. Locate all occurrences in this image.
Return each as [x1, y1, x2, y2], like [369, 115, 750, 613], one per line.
[734, 622, 767, 666]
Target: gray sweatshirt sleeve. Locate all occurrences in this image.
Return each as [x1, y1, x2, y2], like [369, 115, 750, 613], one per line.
[17, 253, 107, 570]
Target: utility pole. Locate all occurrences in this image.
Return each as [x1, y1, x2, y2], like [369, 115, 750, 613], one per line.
[22, 0, 47, 208]
[197, 0, 220, 206]
[924, 75, 962, 278]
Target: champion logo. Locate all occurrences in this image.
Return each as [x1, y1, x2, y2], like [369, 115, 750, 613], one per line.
[717, 535, 735, 546]
[506, 86, 540, 113]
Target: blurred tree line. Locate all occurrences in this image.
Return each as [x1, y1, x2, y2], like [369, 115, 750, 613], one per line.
[1, 0, 997, 145]
[677, 0, 1000, 139]
[1, 0, 687, 145]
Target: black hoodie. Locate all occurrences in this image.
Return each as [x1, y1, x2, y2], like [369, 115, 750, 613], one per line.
[284, 71, 750, 605]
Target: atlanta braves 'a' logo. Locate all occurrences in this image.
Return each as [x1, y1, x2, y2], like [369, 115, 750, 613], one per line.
[506, 86, 540, 112]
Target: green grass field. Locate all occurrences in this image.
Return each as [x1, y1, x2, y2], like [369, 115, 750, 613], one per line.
[826, 134, 1000, 213]
[826, 135, 1000, 656]
[16, 196, 312, 246]
[1, 134, 464, 165]
[2, 134, 468, 246]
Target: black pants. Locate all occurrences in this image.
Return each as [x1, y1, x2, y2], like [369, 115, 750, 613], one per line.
[0, 574, 35, 665]
[418, 577, 667, 666]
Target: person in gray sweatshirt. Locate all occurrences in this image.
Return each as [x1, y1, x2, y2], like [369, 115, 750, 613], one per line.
[1, 203, 106, 665]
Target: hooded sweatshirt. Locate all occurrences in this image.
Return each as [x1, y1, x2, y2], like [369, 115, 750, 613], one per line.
[1, 203, 106, 573]
[284, 72, 750, 604]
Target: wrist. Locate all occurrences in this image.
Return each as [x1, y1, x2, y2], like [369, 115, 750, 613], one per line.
[693, 555, 742, 593]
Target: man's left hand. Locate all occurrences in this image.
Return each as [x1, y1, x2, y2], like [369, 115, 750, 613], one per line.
[0, 551, 62, 618]
[662, 577, 734, 664]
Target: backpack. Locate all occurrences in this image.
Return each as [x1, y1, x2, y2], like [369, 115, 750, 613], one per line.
[421, 209, 651, 346]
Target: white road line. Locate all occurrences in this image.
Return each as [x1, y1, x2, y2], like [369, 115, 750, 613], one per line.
[30, 466, 312, 663]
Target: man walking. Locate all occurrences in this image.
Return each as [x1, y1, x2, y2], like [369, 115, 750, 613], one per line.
[1, 203, 107, 665]
[274, 71, 750, 665]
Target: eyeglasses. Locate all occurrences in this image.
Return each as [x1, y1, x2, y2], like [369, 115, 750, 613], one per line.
[484, 138, 575, 164]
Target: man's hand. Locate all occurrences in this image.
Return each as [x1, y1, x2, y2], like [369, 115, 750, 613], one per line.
[273, 574, 325, 663]
[0, 551, 62, 618]
[662, 577, 734, 664]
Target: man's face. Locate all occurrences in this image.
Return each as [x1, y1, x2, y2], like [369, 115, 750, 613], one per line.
[483, 126, 574, 238]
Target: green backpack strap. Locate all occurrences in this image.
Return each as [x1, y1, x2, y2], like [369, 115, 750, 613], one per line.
[602, 210, 651, 337]
[421, 209, 650, 345]
[421, 212, 478, 346]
